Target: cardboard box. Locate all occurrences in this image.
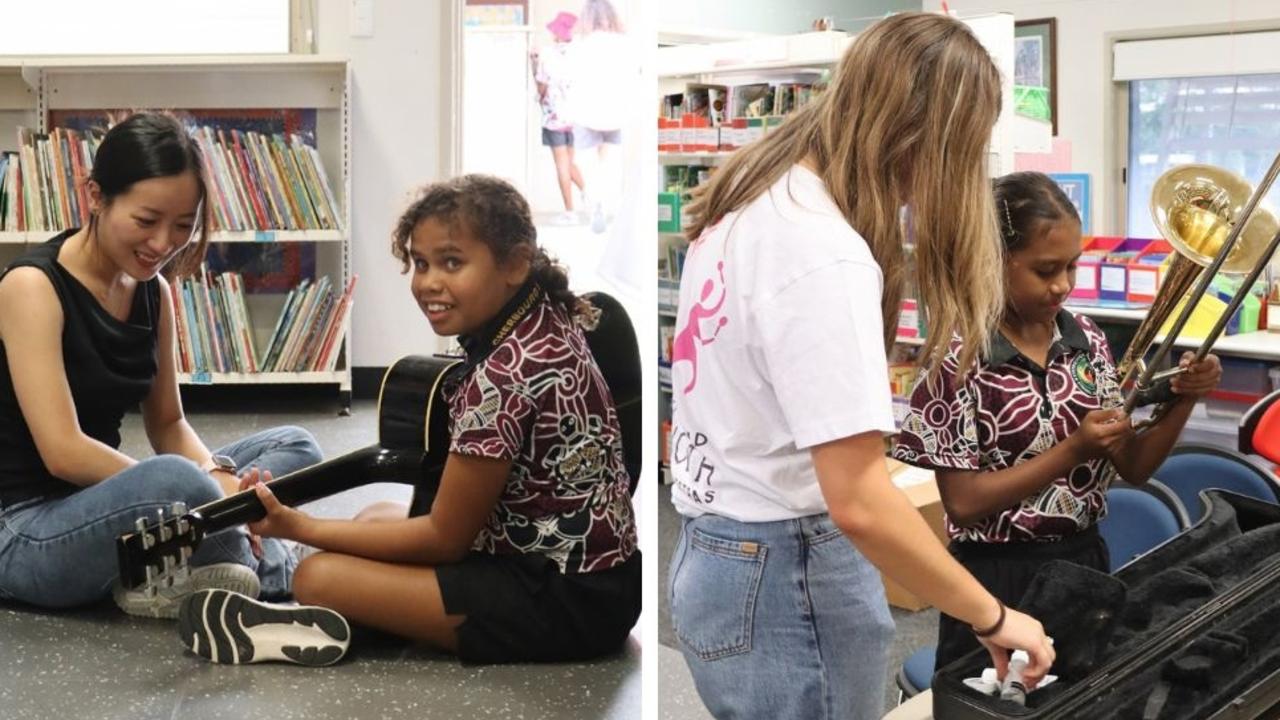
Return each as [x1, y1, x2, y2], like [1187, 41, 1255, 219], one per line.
[1125, 239, 1171, 304]
[881, 458, 946, 611]
[1098, 238, 1151, 302]
[1071, 236, 1124, 301]
[658, 192, 682, 233]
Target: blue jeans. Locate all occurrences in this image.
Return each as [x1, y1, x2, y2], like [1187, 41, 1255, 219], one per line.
[668, 513, 895, 720]
[0, 426, 322, 607]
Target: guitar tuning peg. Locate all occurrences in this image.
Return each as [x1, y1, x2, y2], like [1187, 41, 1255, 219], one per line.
[171, 502, 189, 535]
[135, 517, 152, 550]
[177, 546, 192, 582]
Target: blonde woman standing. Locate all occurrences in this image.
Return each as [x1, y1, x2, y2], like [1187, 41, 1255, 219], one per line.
[667, 13, 1055, 719]
[567, 0, 633, 225]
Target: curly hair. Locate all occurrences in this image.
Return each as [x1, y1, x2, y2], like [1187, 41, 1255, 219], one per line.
[391, 174, 585, 318]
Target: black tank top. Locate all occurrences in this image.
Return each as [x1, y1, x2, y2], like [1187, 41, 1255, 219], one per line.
[0, 231, 160, 506]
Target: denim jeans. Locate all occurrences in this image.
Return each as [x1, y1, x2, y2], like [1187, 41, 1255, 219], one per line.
[0, 425, 322, 607]
[668, 512, 895, 720]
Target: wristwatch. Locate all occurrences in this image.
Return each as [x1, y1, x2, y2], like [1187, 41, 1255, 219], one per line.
[209, 454, 238, 475]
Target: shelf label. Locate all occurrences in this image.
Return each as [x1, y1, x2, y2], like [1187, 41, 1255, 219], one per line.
[254, 230, 276, 242]
[191, 371, 213, 385]
[1075, 267, 1097, 291]
[1129, 269, 1158, 296]
[1100, 267, 1126, 293]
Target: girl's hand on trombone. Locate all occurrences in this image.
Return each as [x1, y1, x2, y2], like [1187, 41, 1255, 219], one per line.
[1170, 352, 1222, 399]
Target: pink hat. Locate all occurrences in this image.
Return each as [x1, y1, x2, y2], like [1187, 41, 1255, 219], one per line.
[547, 11, 577, 41]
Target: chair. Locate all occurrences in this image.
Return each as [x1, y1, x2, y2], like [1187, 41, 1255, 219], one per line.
[1098, 487, 1182, 571]
[1239, 389, 1280, 465]
[1151, 444, 1280, 520]
[1111, 478, 1192, 529]
[895, 645, 936, 703]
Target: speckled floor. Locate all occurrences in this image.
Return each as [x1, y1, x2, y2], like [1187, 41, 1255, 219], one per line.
[0, 395, 640, 720]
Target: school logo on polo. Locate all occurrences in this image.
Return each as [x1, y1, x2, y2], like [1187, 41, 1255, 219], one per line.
[1072, 355, 1097, 394]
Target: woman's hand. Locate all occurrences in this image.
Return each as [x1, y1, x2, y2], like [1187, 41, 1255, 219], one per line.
[1170, 352, 1222, 399]
[1069, 408, 1134, 460]
[977, 607, 1056, 688]
[239, 468, 308, 542]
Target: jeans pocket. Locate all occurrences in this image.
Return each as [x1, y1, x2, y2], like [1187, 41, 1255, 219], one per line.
[670, 527, 767, 661]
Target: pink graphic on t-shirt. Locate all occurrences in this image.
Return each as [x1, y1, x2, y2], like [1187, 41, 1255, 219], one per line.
[672, 261, 728, 394]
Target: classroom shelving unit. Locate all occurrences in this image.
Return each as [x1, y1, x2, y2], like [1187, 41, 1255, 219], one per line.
[0, 55, 353, 406]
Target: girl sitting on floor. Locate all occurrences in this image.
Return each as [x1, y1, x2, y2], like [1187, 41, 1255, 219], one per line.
[178, 174, 640, 667]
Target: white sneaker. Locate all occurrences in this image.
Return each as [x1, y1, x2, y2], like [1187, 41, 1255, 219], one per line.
[591, 202, 608, 233]
[178, 589, 350, 666]
[552, 210, 579, 226]
[113, 562, 260, 620]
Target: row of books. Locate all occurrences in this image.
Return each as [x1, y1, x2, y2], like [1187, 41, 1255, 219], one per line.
[0, 128, 101, 233]
[172, 267, 356, 375]
[0, 125, 342, 233]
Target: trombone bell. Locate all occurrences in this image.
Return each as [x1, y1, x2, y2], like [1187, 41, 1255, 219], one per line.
[1152, 164, 1280, 273]
[1119, 162, 1280, 412]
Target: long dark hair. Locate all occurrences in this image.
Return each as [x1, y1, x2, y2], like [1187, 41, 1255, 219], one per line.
[993, 171, 1080, 253]
[391, 174, 587, 318]
[88, 112, 210, 277]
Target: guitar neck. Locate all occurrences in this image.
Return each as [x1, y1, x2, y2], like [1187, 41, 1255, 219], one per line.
[193, 445, 423, 532]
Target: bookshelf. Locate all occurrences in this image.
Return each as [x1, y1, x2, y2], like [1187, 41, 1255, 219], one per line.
[656, 18, 1015, 477]
[0, 55, 353, 407]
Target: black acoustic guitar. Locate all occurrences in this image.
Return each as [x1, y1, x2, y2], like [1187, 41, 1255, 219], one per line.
[116, 291, 641, 590]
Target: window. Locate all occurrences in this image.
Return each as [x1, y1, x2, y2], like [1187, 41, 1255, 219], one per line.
[1118, 20, 1280, 240]
[1128, 73, 1280, 238]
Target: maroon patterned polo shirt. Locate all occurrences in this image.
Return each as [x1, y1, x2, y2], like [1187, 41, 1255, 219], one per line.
[448, 298, 637, 574]
[892, 311, 1123, 543]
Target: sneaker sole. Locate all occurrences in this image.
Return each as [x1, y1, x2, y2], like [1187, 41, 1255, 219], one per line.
[178, 589, 350, 666]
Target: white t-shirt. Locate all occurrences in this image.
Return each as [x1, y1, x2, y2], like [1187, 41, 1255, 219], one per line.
[564, 31, 635, 131]
[669, 164, 897, 522]
[534, 43, 573, 131]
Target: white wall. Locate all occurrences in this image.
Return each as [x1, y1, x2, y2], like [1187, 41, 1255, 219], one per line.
[659, 0, 917, 35]
[944, 0, 1280, 236]
[315, 0, 455, 368]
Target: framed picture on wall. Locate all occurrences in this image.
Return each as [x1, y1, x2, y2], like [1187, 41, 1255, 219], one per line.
[1049, 173, 1090, 234]
[1015, 18, 1058, 135]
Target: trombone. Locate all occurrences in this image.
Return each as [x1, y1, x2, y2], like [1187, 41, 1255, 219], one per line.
[1118, 153, 1280, 422]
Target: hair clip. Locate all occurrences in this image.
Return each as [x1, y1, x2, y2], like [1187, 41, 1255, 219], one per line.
[1000, 199, 1018, 240]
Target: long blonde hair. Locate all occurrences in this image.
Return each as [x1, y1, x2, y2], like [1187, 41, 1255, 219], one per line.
[684, 12, 1004, 375]
[579, 0, 623, 34]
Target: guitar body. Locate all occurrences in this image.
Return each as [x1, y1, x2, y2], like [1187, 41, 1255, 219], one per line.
[377, 354, 460, 517]
[581, 292, 642, 496]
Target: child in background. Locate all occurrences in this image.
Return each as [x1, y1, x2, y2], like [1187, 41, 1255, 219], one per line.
[179, 174, 640, 666]
[531, 11, 585, 223]
[894, 171, 1222, 669]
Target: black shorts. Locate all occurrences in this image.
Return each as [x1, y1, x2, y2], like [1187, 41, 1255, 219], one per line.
[436, 550, 641, 664]
[935, 526, 1109, 670]
[541, 128, 574, 147]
